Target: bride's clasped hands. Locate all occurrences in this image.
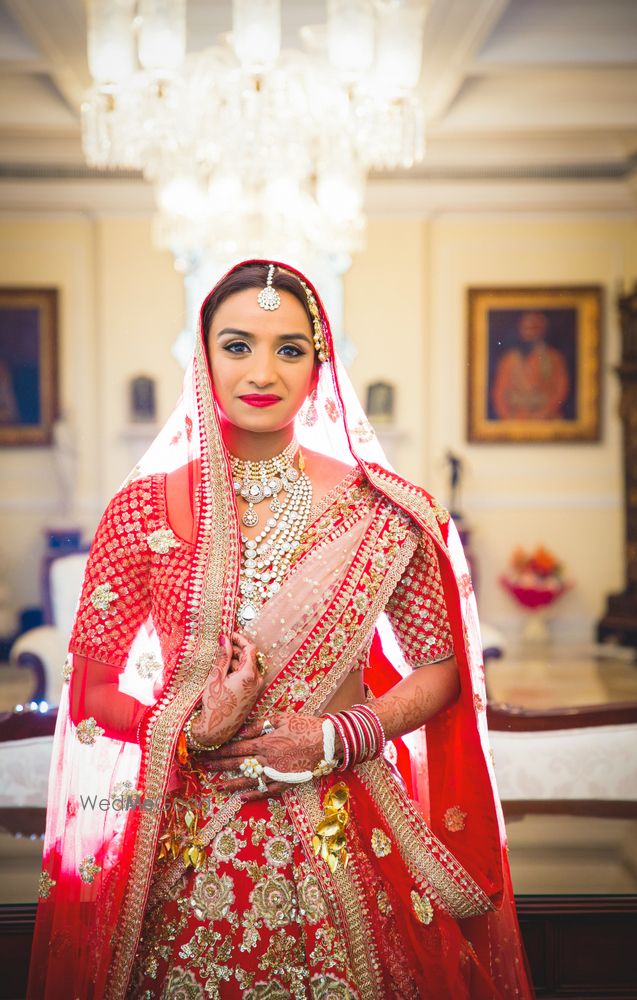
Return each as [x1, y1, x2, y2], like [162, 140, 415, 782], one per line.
[204, 709, 331, 801]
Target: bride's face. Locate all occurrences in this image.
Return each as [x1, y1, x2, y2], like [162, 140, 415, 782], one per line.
[206, 287, 318, 433]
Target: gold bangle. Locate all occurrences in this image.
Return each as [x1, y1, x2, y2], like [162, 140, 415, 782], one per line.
[183, 707, 220, 752]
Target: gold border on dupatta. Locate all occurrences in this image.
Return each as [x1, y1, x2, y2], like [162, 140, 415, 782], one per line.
[107, 338, 240, 1000]
[356, 758, 494, 919]
[259, 502, 417, 718]
[361, 461, 449, 549]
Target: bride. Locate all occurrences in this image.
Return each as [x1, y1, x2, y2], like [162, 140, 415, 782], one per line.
[28, 260, 534, 999]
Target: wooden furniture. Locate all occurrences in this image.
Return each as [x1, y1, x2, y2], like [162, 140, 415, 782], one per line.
[598, 282, 637, 646]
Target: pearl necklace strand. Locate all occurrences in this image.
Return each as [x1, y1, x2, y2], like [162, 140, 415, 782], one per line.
[233, 447, 313, 628]
[230, 436, 299, 528]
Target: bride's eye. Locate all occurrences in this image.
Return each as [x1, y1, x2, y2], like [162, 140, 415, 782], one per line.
[224, 341, 250, 354]
[278, 344, 305, 358]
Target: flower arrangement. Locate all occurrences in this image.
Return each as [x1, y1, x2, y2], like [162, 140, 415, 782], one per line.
[500, 546, 571, 610]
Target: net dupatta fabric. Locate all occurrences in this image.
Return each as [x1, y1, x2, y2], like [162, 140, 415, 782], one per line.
[27, 259, 533, 1000]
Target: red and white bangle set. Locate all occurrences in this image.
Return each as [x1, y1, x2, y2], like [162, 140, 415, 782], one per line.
[323, 703, 386, 770]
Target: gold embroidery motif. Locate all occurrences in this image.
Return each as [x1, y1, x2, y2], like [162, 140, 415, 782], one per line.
[474, 693, 485, 712]
[61, 655, 72, 683]
[250, 872, 297, 930]
[310, 972, 356, 998]
[371, 828, 392, 858]
[297, 873, 327, 923]
[443, 805, 467, 832]
[111, 780, 139, 802]
[212, 828, 242, 863]
[411, 890, 434, 925]
[75, 717, 105, 745]
[263, 835, 293, 868]
[147, 528, 180, 554]
[135, 651, 162, 678]
[191, 870, 235, 921]
[377, 889, 391, 915]
[288, 678, 311, 703]
[90, 582, 118, 612]
[79, 855, 100, 884]
[430, 497, 450, 524]
[38, 871, 56, 899]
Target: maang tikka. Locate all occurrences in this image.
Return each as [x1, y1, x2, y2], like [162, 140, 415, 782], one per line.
[256, 264, 330, 363]
[257, 264, 281, 311]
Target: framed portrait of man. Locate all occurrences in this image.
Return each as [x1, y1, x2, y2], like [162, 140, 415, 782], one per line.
[0, 288, 58, 446]
[467, 286, 602, 443]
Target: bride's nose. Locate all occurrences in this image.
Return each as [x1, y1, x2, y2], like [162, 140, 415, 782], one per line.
[248, 349, 277, 387]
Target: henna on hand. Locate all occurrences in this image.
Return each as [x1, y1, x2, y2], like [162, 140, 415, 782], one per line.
[194, 632, 264, 747]
[365, 655, 460, 743]
[206, 711, 328, 790]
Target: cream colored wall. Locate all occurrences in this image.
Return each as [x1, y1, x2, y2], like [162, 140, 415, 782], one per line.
[0, 209, 633, 644]
[0, 214, 182, 623]
[346, 215, 635, 642]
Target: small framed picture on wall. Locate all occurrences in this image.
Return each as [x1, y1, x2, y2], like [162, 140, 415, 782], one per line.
[467, 285, 602, 443]
[0, 288, 58, 446]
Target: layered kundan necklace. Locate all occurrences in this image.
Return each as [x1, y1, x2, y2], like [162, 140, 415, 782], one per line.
[230, 437, 313, 628]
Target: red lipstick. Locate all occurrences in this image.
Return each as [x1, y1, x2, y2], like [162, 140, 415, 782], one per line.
[239, 394, 281, 407]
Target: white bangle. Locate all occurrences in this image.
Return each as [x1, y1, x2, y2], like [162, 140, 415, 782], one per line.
[322, 717, 337, 766]
[261, 719, 339, 784]
[263, 765, 314, 783]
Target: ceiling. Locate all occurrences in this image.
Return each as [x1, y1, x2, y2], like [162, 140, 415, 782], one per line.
[0, 0, 636, 211]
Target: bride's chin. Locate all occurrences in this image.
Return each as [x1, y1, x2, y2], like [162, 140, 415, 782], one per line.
[223, 412, 300, 436]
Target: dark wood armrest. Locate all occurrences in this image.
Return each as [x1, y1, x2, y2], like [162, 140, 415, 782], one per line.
[487, 700, 637, 732]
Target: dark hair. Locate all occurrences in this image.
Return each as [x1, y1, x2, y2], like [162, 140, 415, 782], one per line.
[201, 263, 315, 342]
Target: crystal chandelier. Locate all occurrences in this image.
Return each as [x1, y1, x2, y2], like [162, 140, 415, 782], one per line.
[82, 0, 427, 273]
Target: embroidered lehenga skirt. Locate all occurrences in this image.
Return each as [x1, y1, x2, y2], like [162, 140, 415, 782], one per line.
[128, 763, 488, 1000]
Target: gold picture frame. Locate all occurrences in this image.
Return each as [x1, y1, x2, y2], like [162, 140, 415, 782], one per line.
[0, 288, 59, 446]
[467, 286, 602, 443]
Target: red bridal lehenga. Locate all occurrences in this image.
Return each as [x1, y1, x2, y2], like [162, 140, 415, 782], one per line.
[27, 260, 535, 1000]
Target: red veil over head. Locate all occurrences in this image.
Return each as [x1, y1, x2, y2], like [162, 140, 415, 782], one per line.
[28, 260, 533, 999]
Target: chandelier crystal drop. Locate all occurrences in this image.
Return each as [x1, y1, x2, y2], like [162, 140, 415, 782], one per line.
[82, 0, 427, 267]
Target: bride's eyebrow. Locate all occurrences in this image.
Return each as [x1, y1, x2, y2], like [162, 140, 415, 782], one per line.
[216, 327, 253, 339]
[217, 327, 312, 344]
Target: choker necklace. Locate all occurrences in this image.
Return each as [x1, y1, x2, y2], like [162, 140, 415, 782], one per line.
[233, 446, 313, 628]
[230, 437, 300, 528]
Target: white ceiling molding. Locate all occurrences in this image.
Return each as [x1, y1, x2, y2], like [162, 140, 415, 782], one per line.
[421, 0, 511, 124]
[0, 0, 635, 217]
[0, 171, 634, 218]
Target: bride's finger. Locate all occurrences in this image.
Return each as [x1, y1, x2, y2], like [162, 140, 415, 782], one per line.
[240, 781, 286, 802]
[215, 635, 233, 675]
[235, 715, 283, 740]
[215, 775, 263, 793]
